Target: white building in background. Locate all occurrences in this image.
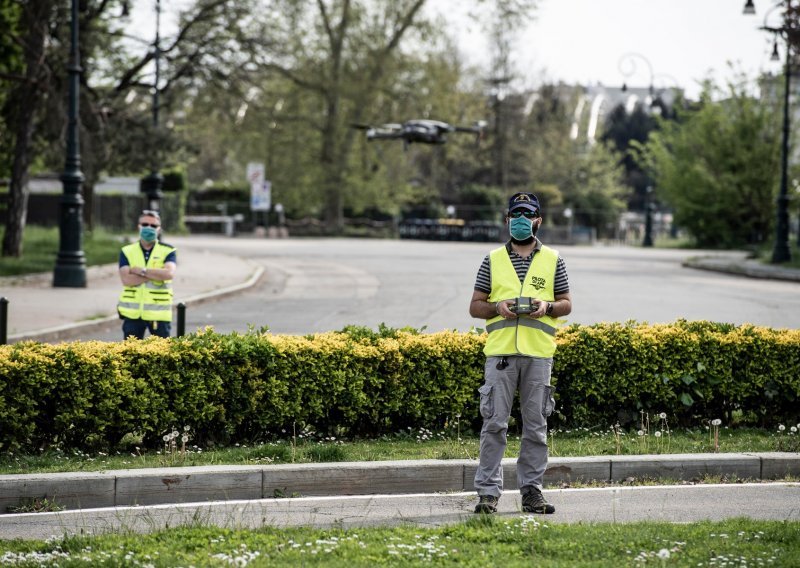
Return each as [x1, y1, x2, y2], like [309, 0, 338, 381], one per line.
[568, 83, 682, 145]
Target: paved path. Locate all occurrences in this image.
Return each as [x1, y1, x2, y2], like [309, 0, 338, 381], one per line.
[1, 483, 797, 540]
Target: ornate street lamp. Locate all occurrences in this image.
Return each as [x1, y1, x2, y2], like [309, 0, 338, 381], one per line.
[618, 52, 655, 95]
[744, 0, 793, 263]
[53, 0, 87, 287]
[140, 0, 163, 211]
[618, 53, 671, 247]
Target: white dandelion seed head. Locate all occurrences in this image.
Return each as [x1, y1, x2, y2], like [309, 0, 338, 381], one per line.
[778, 424, 786, 431]
[657, 548, 671, 559]
[655, 431, 662, 438]
[659, 412, 667, 419]
[162, 435, 169, 442]
[711, 419, 722, 426]
[637, 430, 644, 436]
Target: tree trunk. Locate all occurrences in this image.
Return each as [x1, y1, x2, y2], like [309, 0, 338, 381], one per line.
[1, 1, 53, 257]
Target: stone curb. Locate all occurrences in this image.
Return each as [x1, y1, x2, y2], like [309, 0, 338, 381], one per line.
[6, 266, 265, 344]
[683, 257, 800, 283]
[1, 453, 797, 513]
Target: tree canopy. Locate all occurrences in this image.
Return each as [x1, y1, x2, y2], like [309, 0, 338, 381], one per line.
[634, 78, 781, 248]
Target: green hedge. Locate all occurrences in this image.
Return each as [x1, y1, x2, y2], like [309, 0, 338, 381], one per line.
[0, 321, 798, 452]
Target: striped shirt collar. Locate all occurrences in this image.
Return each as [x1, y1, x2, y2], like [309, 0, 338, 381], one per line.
[505, 238, 542, 260]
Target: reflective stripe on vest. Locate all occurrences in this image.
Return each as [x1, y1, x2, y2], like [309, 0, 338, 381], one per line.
[117, 241, 176, 322]
[484, 244, 562, 358]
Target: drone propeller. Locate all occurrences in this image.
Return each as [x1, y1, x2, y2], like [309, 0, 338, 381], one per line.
[452, 120, 487, 147]
[453, 120, 488, 133]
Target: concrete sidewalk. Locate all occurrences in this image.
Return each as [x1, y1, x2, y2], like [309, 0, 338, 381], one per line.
[2, 483, 799, 540]
[1, 453, 798, 513]
[0, 239, 262, 343]
[1, 454, 798, 539]
[684, 252, 800, 282]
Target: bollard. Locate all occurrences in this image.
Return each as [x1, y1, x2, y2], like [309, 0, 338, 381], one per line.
[0, 297, 7, 345]
[177, 302, 186, 337]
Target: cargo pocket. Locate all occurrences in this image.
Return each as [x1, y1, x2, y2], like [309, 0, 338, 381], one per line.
[478, 384, 494, 419]
[542, 385, 556, 417]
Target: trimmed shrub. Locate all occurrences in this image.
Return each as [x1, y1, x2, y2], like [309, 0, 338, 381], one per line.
[0, 321, 797, 452]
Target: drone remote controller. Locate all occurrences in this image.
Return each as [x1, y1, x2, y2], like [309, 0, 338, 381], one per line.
[507, 297, 539, 315]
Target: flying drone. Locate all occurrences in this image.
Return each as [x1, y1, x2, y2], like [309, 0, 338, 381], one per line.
[352, 119, 487, 149]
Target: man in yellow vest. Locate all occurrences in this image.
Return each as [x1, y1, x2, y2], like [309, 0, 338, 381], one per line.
[469, 192, 572, 514]
[117, 210, 177, 339]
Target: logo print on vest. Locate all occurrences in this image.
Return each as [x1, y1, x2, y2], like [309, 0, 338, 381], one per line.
[530, 276, 546, 290]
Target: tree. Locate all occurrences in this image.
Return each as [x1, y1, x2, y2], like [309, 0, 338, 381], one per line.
[1, 0, 56, 257]
[602, 103, 656, 211]
[241, 0, 430, 231]
[570, 142, 628, 236]
[0, 0, 250, 256]
[634, 78, 781, 248]
[0, 0, 23, 180]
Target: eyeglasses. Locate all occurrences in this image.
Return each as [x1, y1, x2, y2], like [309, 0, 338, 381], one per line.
[140, 223, 160, 228]
[509, 210, 539, 219]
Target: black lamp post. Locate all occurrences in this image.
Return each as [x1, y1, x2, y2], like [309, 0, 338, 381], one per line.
[643, 186, 655, 247]
[618, 53, 666, 247]
[53, 0, 87, 287]
[140, 0, 163, 211]
[745, 0, 793, 263]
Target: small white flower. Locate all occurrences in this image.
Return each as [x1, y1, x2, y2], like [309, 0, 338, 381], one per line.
[711, 419, 722, 426]
[659, 412, 667, 419]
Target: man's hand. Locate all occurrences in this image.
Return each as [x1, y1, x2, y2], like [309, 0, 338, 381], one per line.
[528, 299, 546, 319]
[495, 299, 517, 319]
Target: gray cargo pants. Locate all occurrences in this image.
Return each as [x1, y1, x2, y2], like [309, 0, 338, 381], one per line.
[474, 355, 555, 497]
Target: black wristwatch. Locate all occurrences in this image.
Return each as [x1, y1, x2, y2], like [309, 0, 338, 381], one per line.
[546, 301, 554, 316]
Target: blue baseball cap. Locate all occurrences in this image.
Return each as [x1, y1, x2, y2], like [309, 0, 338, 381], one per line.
[508, 192, 540, 213]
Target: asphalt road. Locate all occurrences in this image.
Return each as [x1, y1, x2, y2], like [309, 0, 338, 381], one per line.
[76, 237, 800, 341]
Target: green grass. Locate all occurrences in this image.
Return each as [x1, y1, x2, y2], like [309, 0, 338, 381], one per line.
[756, 242, 800, 270]
[0, 518, 797, 566]
[2, 425, 798, 476]
[0, 226, 124, 276]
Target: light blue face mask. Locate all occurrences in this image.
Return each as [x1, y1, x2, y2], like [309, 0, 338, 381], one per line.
[509, 216, 533, 241]
[139, 227, 158, 242]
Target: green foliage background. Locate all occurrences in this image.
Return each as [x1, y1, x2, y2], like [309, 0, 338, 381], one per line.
[635, 79, 781, 248]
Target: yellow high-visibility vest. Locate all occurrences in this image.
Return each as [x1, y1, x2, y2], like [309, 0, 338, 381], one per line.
[117, 242, 176, 322]
[484, 244, 562, 357]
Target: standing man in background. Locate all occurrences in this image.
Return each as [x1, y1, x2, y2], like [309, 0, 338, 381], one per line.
[117, 210, 177, 339]
[469, 192, 572, 514]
